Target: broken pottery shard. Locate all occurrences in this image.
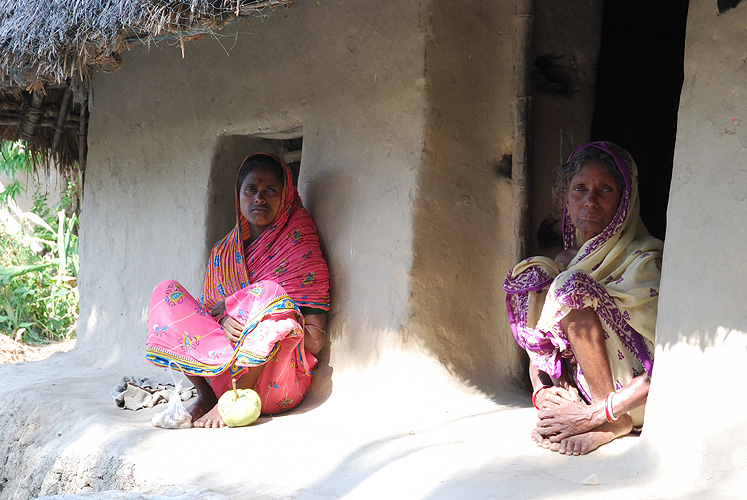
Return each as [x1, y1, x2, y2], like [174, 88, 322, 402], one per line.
[582, 473, 599, 485]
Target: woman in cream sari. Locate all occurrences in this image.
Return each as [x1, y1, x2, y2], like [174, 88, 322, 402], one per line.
[504, 142, 662, 455]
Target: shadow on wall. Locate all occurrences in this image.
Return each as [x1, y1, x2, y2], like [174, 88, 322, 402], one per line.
[718, 0, 743, 14]
[303, 166, 417, 368]
[406, 2, 524, 398]
[655, 222, 747, 354]
[658, 326, 747, 354]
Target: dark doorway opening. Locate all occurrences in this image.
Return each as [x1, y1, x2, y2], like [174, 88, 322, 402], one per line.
[591, 0, 689, 241]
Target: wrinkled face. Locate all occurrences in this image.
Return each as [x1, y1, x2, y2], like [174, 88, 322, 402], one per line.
[239, 164, 283, 239]
[566, 160, 623, 244]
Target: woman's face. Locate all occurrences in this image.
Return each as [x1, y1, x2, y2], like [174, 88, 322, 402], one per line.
[239, 164, 283, 239]
[566, 160, 623, 244]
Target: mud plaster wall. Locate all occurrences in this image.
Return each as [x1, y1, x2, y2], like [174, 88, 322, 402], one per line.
[528, 2, 602, 258]
[406, 3, 602, 393]
[634, 1, 747, 488]
[406, 2, 521, 392]
[76, 0, 426, 373]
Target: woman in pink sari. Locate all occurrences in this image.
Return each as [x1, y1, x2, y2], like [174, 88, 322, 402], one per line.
[146, 153, 330, 427]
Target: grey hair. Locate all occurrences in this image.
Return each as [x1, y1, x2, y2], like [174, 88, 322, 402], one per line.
[552, 146, 625, 208]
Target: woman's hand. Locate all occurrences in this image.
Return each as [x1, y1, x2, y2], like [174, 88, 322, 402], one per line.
[536, 389, 604, 441]
[303, 313, 327, 355]
[210, 300, 227, 319]
[221, 316, 244, 344]
[211, 300, 243, 344]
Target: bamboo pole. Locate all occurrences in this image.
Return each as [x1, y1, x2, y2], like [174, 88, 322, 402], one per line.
[512, 0, 534, 262]
[51, 84, 73, 156]
[20, 89, 44, 142]
[76, 87, 87, 213]
[0, 119, 79, 128]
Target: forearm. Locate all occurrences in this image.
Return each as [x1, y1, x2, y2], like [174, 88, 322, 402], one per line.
[609, 374, 650, 417]
[303, 313, 327, 355]
[578, 375, 649, 425]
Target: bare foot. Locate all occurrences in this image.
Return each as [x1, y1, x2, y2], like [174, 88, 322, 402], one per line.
[187, 393, 217, 422]
[557, 414, 633, 455]
[193, 404, 226, 428]
[531, 427, 553, 448]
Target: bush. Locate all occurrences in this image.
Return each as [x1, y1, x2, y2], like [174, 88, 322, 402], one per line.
[0, 142, 79, 343]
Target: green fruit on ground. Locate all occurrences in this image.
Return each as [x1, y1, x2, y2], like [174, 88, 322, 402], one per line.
[218, 388, 262, 427]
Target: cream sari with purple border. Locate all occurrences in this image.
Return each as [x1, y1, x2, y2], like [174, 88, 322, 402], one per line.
[504, 142, 663, 426]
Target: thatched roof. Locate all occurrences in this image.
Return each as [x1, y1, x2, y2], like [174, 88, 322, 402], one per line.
[0, 0, 295, 173]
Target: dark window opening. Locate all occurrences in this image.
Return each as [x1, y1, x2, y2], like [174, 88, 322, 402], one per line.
[590, 0, 689, 241]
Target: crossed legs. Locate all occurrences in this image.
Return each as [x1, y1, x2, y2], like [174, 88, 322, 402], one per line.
[531, 307, 633, 455]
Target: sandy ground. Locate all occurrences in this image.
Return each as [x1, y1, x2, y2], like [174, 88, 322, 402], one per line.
[0, 345, 738, 500]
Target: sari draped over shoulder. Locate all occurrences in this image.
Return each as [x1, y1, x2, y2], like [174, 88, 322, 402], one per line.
[146, 154, 330, 415]
[503, 142, 662, 426]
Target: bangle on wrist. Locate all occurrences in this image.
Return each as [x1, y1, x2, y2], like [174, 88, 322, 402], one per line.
[532, 385, 551, 410]
[304, 324, 326, 335]
[605, 392, 618, 422]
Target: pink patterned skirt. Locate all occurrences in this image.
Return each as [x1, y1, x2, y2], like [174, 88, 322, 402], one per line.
[145, 280, 316, 414]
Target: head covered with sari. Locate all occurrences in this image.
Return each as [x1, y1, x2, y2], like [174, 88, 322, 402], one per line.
[504, 142, 662, 416]
[201, 153, 330, 313]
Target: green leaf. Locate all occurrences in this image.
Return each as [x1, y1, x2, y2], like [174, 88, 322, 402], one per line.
[0, 263, 52, 283]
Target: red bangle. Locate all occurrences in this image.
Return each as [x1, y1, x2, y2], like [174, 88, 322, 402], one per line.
[605, 392, 618, 422]
[532, 385, 550, 410]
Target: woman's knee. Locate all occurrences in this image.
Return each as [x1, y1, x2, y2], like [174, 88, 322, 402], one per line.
[561, 307, 605, 344]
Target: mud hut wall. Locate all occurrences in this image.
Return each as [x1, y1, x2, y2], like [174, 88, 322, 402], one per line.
[76, 0, 426, 367]
[405, 2, 521, 392]
[637, 1, 747, 486]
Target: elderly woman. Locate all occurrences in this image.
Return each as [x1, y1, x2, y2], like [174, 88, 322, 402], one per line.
[146, 153, 330, 427]
[504, 142, 663, 455]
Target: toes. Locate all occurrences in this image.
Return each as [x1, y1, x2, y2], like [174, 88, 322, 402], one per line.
[207, 418, 224, 428]
[558, 437, 583, 455]
[530, 428, 543, 446]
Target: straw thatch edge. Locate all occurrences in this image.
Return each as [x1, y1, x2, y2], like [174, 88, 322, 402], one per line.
[0, 0, 296, 176]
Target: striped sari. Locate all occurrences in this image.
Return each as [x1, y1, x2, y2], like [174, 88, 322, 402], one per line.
[146, 154, 330, 414]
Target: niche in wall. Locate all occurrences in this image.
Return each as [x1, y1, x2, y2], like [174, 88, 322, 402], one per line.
[205, 132, 303, 260]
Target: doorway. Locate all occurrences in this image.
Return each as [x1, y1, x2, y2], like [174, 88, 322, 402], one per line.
[590, 0, 690, 240]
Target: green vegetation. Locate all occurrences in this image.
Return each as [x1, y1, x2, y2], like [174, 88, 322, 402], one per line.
[0, 141, 79, 343]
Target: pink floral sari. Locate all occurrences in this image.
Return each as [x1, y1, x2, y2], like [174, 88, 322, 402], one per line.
[145, 153, 330, 415]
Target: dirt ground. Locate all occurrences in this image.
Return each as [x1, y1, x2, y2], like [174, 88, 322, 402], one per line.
[0, 335, 75, 364]
[1, 341, 742, 500]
